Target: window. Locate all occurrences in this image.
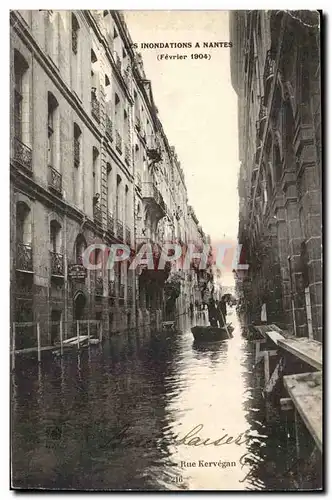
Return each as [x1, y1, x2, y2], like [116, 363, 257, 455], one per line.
[115, 93, 120, 126]
[107, 163, 112, 211]
[72, 14, 79, 55]
[50, 220, 61, 253]
[46, 11, 59, 66]
[91, 49, 100, 121]
[75, 234, 87, 265]
[116, 174, 122, 220]
[14, 50, 29, 142]
[47, 92, 59, 167]
[74, 123, 81, 168]
[16, 201, 32, 246]
[93, 147, 100, 197]
[125, 185, 129, 226]
[105, 75, 111, 118]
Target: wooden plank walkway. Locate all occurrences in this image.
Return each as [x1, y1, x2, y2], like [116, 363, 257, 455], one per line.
[278, 337, 322, 371]
[253, 324, 322, 370]
[283, 371, 323, 452]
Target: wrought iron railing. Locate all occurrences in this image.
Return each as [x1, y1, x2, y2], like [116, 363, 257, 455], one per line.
[13, 137, 32, 171]
[91, 91, 100, 123]
[50, 251, 64, 276]
[117, 219, 124, 240]
[107, 211, 115, 235]
[106, 115, 113, 141]
[48, 165, 62, 193]
[119, 283, 125, 299]
[115, 129, 122, 154]
[125, 144, 130, 165]
[72, 29, 78, 54]
[74, 137, 80, 168]
[125, 225, 131, 245]
[95, 275, 103, 296]
[16, 243, 33, 272]
[108, 280, 116, 297]
[93, 204, 102, 225]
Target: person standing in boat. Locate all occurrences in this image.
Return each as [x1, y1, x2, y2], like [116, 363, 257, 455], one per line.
[217, 295, 227, 328]
[207, 298, 218, 327]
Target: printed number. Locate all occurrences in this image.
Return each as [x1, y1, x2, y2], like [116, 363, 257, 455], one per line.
[191, 53, 209, 59]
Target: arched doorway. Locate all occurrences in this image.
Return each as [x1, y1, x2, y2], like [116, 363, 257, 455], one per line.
[73, 291, 86, 321]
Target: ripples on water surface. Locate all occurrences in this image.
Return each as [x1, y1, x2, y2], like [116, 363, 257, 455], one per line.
[12, 310, 304, 490]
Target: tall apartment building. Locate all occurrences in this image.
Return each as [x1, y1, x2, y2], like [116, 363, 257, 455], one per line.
[10, 10, 209, 347]
[230, 11, 322, 340]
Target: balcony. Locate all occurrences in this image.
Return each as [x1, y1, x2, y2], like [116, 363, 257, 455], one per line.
[258, 97, 267, 138]
[16, 243, 33, 273]
[125, 225, 131, 245]
[123, 67, 131, 88]
[115, 129, 122, 154]
[125, 144, 130, 165]
[93, 204, 102, 225]
[107, 211, 115, 235]
[106, 115, 113, 142]
[146, 145, 162, 164]
[115, 52, 121, 72]
[95, 276, 103, 296]
[108, 280, 116, 298]
[259, 97, 267, 122]
[13, 137, 32, 172]
[48, 165, 62, 194]
[117, 219, 124, 240]
[91, 91, 100, 123]
[50, 251, 64, 277]
[142, 182, 166, 220]
[135, 115, 141, 131]
[136, 172, 142, 191]
[263, 50, 276, 101]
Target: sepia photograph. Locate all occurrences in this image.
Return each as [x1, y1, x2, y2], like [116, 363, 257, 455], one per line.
[9, 9, 322, 491]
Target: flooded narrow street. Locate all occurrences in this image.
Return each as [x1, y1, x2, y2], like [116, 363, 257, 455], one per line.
[12, 311, 298, 491]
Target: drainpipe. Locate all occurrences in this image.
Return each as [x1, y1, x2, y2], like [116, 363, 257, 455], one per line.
[288, 255, 297, 336]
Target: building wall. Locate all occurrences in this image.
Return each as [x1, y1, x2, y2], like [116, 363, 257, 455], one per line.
[11, 9, 210, 346]
[230, 11, 322, 340]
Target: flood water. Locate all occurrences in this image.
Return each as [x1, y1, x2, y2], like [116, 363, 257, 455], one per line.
[12, 309, 303, 491]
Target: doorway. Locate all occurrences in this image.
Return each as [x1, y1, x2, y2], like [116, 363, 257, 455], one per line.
[74, 291, 86, 321]
[51, 309, 62, 345]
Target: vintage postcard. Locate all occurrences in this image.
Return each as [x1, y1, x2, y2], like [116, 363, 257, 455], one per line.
[10, 9, 322, 491]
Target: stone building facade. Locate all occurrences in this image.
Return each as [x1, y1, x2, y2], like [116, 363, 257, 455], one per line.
[230, 11, 322, 340]
[10, 9, 208, 348]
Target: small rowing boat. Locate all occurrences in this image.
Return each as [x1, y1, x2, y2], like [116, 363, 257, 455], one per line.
[191, 324, 234, 342]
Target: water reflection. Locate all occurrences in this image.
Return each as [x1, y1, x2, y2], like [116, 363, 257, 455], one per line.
[12, 311, 301, 490]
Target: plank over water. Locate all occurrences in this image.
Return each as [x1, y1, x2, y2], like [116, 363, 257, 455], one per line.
[283, 371, 322, 452]
[253, 324, 322, 370]
[278, 337, 322, 371]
